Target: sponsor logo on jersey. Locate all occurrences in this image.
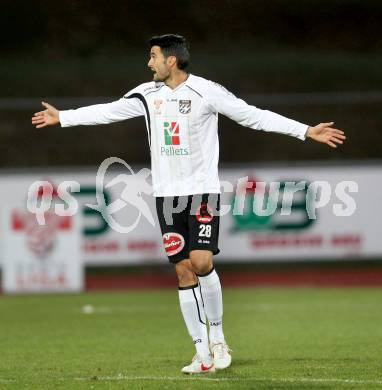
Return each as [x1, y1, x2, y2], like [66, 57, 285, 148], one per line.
[160, 146, 189, 156]
[164, 122, 180, 145]
[162, 232, 185, 256]
[161, 122, 190, 156]
[154, 99, 163, 115]
[179, 99, 191, 114]
[196, 202, 214, 223]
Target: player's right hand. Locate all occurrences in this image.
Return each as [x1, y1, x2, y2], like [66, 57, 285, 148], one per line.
[31, 102, 60, 128]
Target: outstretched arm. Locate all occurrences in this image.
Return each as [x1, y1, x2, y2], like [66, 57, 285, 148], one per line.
[306, 122, 345, 148]
[31, 93, 144, 129]
[32, 102, 59, 128]
[207, 82, 346, 147]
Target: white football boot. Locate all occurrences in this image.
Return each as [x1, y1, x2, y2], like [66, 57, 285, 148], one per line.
[181, 354, 215, 374]
[210, 342, 232, 369]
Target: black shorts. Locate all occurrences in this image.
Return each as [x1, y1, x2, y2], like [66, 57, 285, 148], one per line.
[156, 193, 220, 264]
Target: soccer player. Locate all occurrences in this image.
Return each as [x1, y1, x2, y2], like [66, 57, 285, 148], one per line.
[32, 34, 345, 374]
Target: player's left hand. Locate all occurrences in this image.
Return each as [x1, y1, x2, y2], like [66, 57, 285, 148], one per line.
[306, 122, 346, 148]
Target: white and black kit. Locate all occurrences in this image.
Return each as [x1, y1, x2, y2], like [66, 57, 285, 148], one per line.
[156, 193, 220, 263]
[59, 73, 308, 258]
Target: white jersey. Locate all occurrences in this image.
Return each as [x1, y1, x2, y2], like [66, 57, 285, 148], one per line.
[59, 74, 308, 197]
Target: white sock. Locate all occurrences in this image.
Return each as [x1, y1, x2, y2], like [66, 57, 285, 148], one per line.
[178, 284, 210, 361]
[197, 268, 225, 345]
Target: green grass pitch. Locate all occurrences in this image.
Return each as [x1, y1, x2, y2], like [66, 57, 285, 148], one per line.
[0, 288, 381, 389]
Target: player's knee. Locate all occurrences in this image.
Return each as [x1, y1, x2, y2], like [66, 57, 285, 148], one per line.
[175, 260, 197, 286]
[189, 250, 213, 275]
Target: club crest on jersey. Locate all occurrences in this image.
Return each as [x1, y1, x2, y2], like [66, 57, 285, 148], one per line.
[154, 99, 163, 115]
[179, 100, 191, 114]
[196, 202, 214, 223]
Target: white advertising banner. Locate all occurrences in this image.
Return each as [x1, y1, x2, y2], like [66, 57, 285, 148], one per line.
[0, 170, 164, 266]
[218, 166, 381, 261]
[1, 206, 83, 293]
[0, 163, 381, 266]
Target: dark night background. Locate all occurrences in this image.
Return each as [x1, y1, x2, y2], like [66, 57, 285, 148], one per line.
[1, 0, 381, 167]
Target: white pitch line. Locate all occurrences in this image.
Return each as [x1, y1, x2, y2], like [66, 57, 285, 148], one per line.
[72, 375, 382, 385]
[0, 379, 16, 383]
[78, 301, 382, 315]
